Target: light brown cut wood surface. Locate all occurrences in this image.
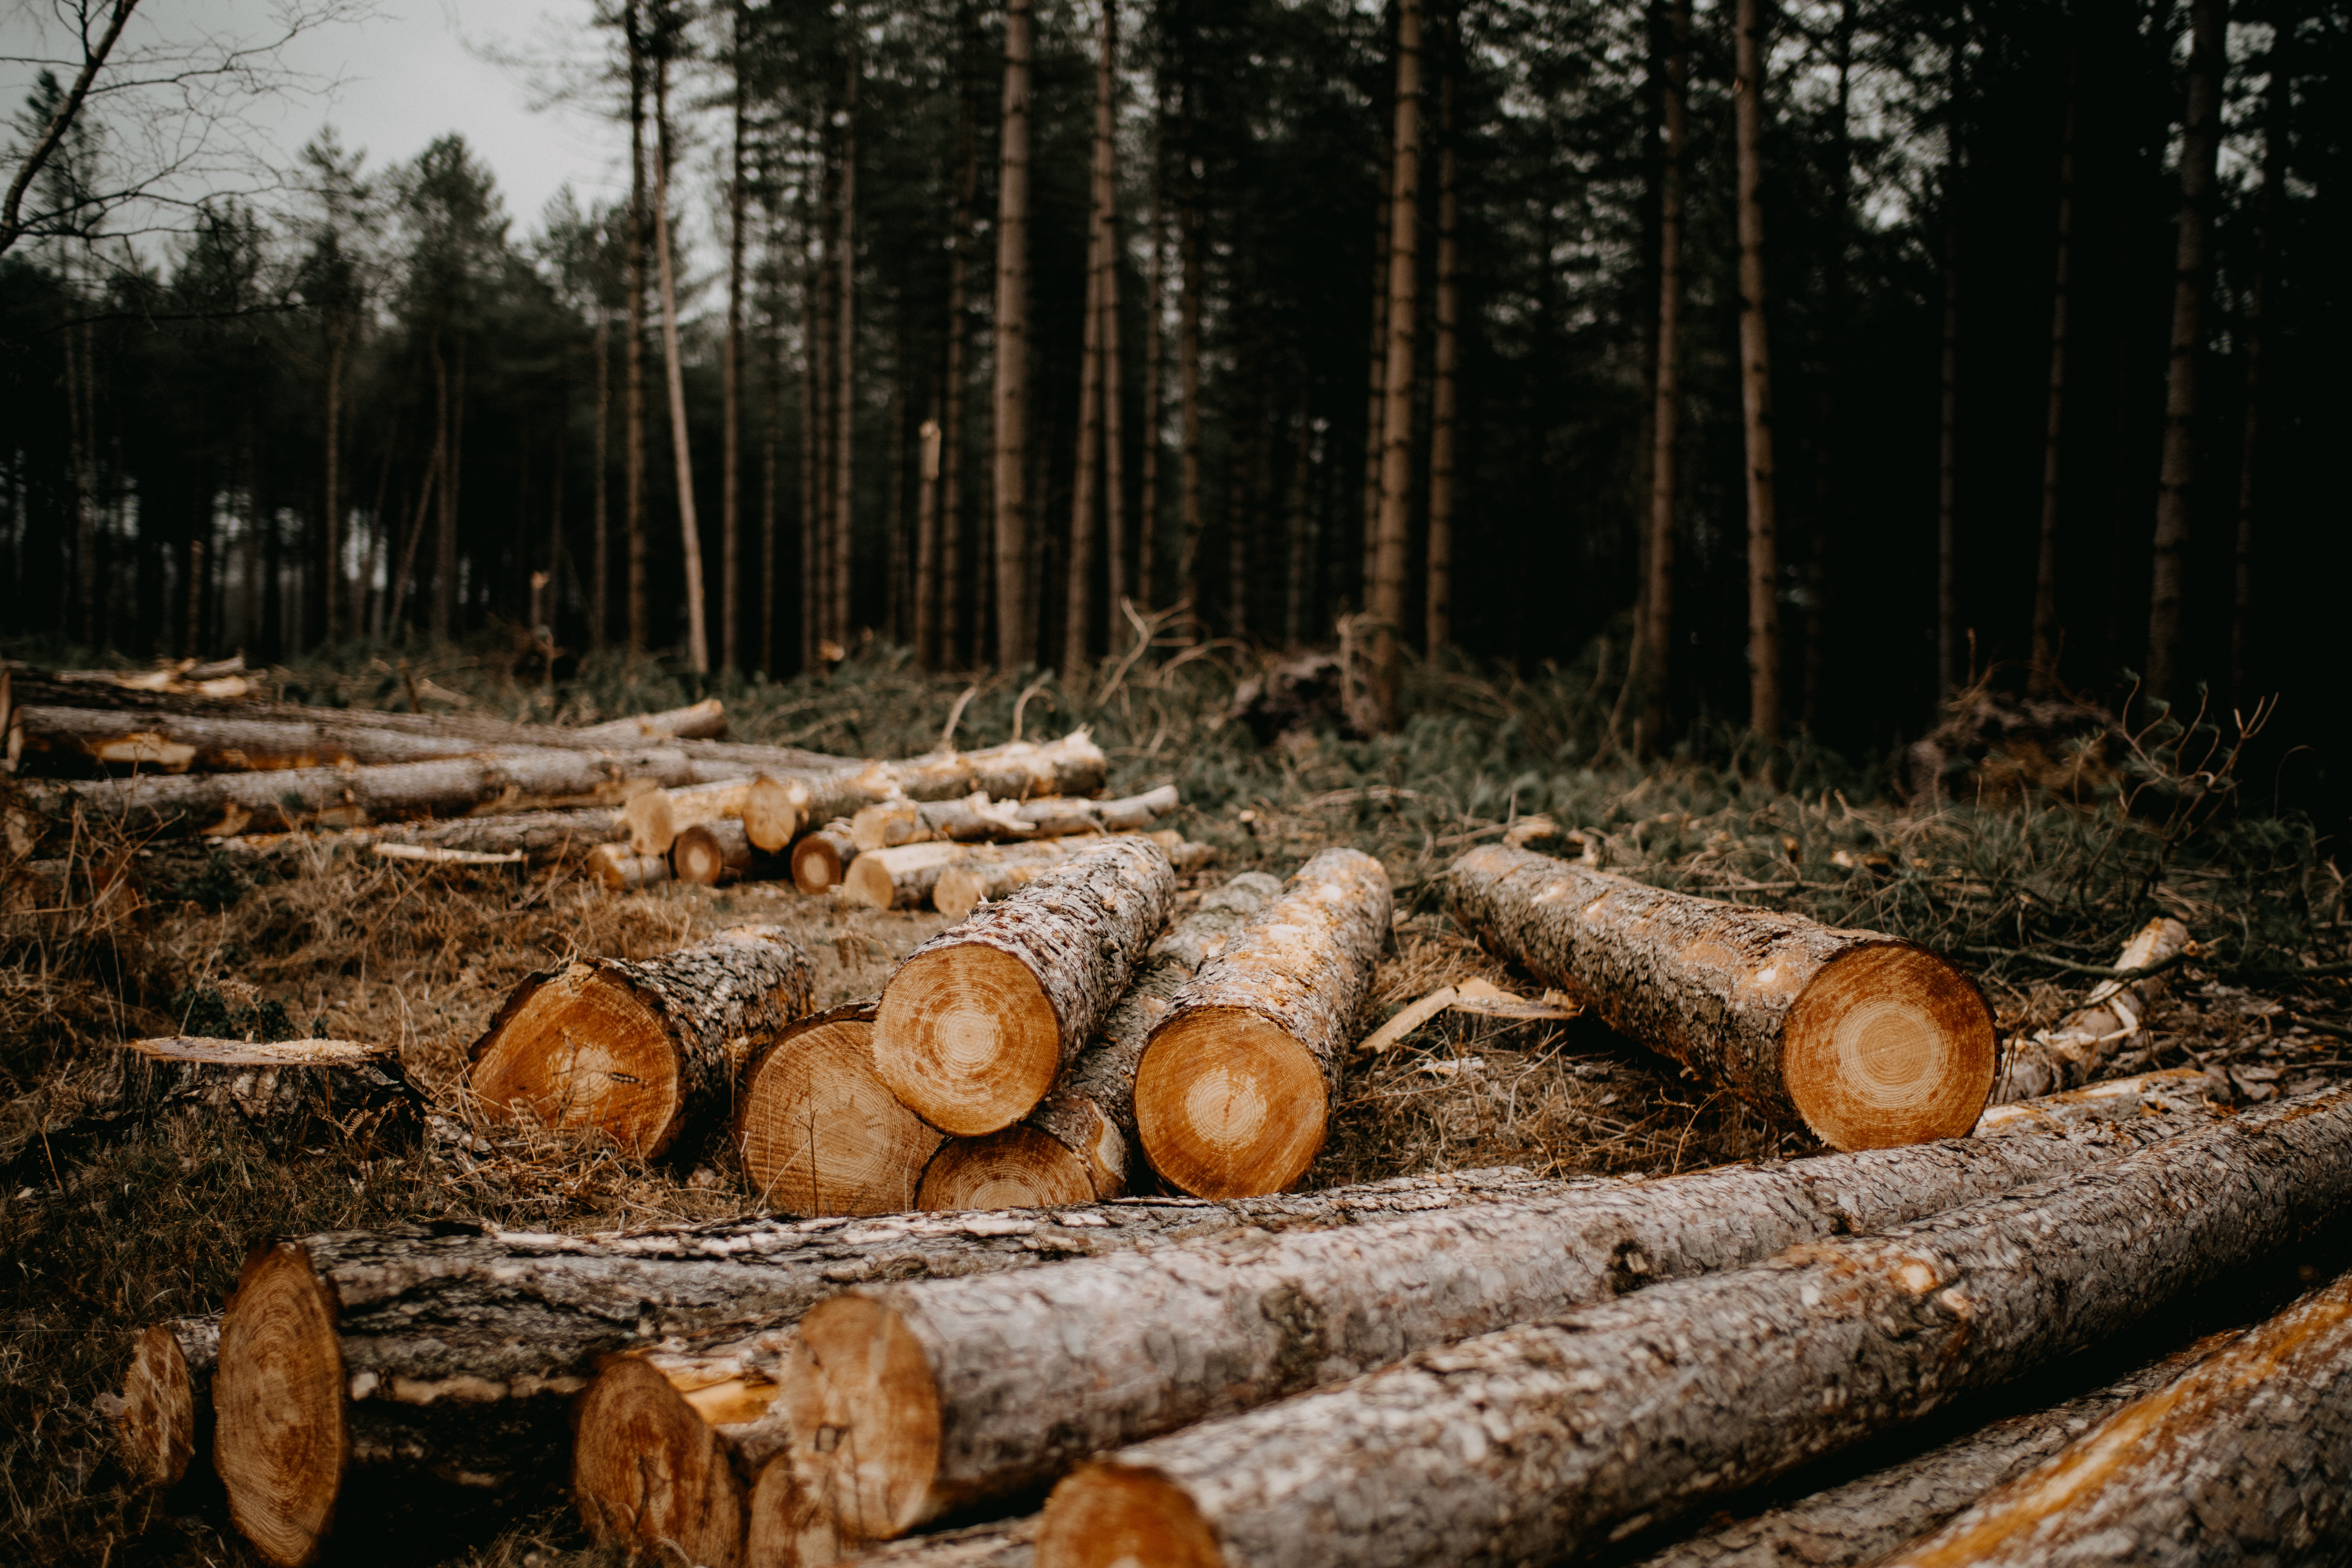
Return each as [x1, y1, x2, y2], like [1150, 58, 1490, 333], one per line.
[673, 817, 755, 886]
[117, 1316, 218, 1491]
[793, 819, 859, 893]
[735, 1003, 945, 1215]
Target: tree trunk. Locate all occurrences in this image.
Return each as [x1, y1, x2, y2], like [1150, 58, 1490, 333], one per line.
[1731, 0, 1781, 739]
[2028, 86, 2076, 695]
[1139, 126, 1165, 613]
[1934, 28, 1964, 702]
[1367, 0, 1423, 730]
[833, 34, 860, 650]
[917, 409, 944, 665]
[625, 775, 794, 855]
[762, 253, 782, 673]
[2145, 0, 2223, 706]
[332, 809, 628, 865]
[843, 839, 973, 910]
[1032, 1089, 2352, 1568]
[920, 870, 1282, 1211]
[853, 784, 1177, 851]
[940, 51, 978, 666]
[71, 1036, 424, 1154]
[929, 830, 1205, 920]
[757, 728, 1110, 857]
[722, 0, 747, 670]
[215, 1171, 1569, 1568]
[803, 135, 827, 668]
[735, 1002, 945, 1216]
[1803, 1, 1852, 733]
[1283, 386, 1314, 646]
[593, 307, 611, 647]
[625, 2, 652, 652]
[654, 42, 711, 672]
[1100, 76, 1127, 652]
[430, 338, 455, 640]
[791, 819, 859, 894]
[670, 818, 754, 886]
[2231, 34, 2286, 708]
[1134, 846, 1387, 1197]
[587, 841, 673, 891]
[1988, 917, 2192, 1103]
[806, 1105, 2216, 1540]
[1878, 1270, 2352, 1567]
[1444, 843, 1994, 1150]
[1425, 50, 1459, 655]
[995, 0, 1035, 668]
[875, 836, 1176, 1136]
[467, 926, 814, 1159]
[1064, 15, 1112, 672]
[1361, 153, 1391, 613]
[321, 320, 344, 645]
[117, 1316, 220, 1492]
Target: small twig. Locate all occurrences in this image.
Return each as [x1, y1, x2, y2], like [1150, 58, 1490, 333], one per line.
[1009, 674, 1055, 744]
[1962, 945, 2197, 983]
[936, 684, 978, 753]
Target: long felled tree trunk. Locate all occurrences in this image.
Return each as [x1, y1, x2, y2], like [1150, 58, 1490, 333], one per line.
[2028, 82, 2076, 695]
[2145, 0, 2223, 705]
[625, 2, 652, 652]
[994, 0, 1035, 667]
[1367, 0, 1423, 730]
[652, 27, 710, 673]
[1732, 0, 1781, 740]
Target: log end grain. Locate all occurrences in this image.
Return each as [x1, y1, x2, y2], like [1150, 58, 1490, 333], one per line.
[918, 1124, 1099, 1212]
[737, 1006, 945, 1216]
[931, 864, 993, 922]
[1036, 1462, 1223, 1568]
[749, 1453, 871, 1567]
[844, 853, 900, 909]
[742, 775, 802, 853]
[1783, 944, 1996, 1150]
[875, 945, 1064, 1137]
[1133, 1007, 1331, 1199]
[572, 1357, 748, 1568]
[624, 789, 678, 857]
[793, 823, 856, 895]
[214, 1243, 348, 1568]
[671, 824, 734, 887]
[120, 1323, 200, 1490]
[787, 1294, 945, 1540]
[587, 841, 671, 891]
[469, 963, 686, 1154]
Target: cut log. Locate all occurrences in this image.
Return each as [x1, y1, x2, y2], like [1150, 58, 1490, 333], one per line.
[1628, 1332, 2236, 1568]
[468, 927, 815, 1158]
[1972, 1065, 2215, 1137]
[793, 820, 860, 895]
[1875, 1268, 2352, 1567]
[116, 1316, 220, 1491]
[736, 1003, 946, 1215]
[875, 838, 1177, 1136]
[789, 1105, 2217, 1537]
[674, 819, 757, 887]
[573, 698, 730, 745]
[629, 775, 803, 856]
[1031, 1087, 2352, 1568]
[769, 731, 1110, 850]
[846, 840, 986, 912]
[845, 1520, 1037, 1567]
[587, 841, 673, 891]
[920, 872, 1287, 1209]
[931, 831, 1210, 921]
[279, 809, 625, 865]
[209, 1170, 1565, 1568]
[1134, 847, 1389, 1198]
[574, 1352, 757, 1568]
[1988, 917, 2194, 1103]
[1445, 842, 1997, 1150]
[853, 785, 1180, 852]
[76, 1037, 424, 1153]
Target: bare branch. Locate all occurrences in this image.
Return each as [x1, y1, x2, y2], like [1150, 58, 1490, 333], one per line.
[1, 0, 140, 257]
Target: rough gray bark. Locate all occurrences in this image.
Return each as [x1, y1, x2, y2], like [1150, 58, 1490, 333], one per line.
[115, 1315, 221, 1491]
[1989, 918, 2192, 1103]
[467, 926, 814, 1159]
[929, 834, 1199, 921]
[1445, 843, 1994, 1150]
[1877, 1270, 2352, 1567]
[1034, 1088, 2352, 1568]
[1366, 0, 1422, 730]
[876, 836, 1177, 1136]
[1973, 1065, 2217, 1138]
[854, 785, 1178, 851]
[328, 809, 625, 863]
[212, 1168, 1565, 1566]
[56, 1037, 423, 1156]
[797, 1107, 2215, 1536]
[924, 872, 1284, 1208]
[1134, 848, 1389, 1196]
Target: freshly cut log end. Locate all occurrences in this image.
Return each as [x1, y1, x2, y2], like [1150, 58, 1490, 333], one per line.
[876, 945, 1064, 1136]
[1782, 943, 1997, 1150]
[672, 820, 752, 887]
[918, 1124, 1098, 1212]
[736, 1004, 945, 1216]
[749, 1454, 870, 1568]
[1038, 1463, 1222, 1568]
[742, 775, 802, 853]
[787, 1294, 945, 1541]
[108, 1036, 424, 1152]
[793, 821, 858, 894]
[587, 841, 672, 891]
[572, 1356, 746, 1568]
[847, 841, 969, 910]
[120, 1319, 216, 1490]
[1133, 1008, 1330, 1199]
[215, 1243, 347, 1568]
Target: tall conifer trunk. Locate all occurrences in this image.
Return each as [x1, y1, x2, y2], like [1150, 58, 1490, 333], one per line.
[1732, 0, 1781, 740]
[802, 127, 826, 666]
[1177, 136, 1204, 617]
[2232, 26, 2285, 707]
[322, 315, 344, 644]
[591, 307, 610, 647]
[624, 1, 652, 652]
[833, 32, 859, 651]
[994, 0, 1035, 668]
[1098, 0, 1127, 647]
[1623, 0, 1689, 754]
[939, 32, 978, 666]
[1138, 114, 1165, 614]
[431, 335, 455, 639]
[1934, 26, 1963, 702]
[652, 31, 710, 672]
[721, 0, 747, 670]
[1064, 0, 1120, 671]
[1360, 156, 1390, 613]
[1803, 0, 1851, 731]
[1368, 0, 1423, 731]
[761, 243, 781, 673]
[2029, 83, 2077, 695]
[1425, 39, 1459, 656]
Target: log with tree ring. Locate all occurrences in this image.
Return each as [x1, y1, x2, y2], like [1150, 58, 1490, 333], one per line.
[672, 817, 756, 885]
[929, 831, 1211, 920]
[114, 1316, 220, 1492]
[875, 836, 1176, 1136]
[735, 1002, 945, 1216]
[1444, 842, 1996, 1150]
[788, 1103, 2216, 1538]
[467, 926, 814, 1158]
[792, 819, 859, 894]
[1134, 846, 1390, 1198]
[1032, 1088, 2352, 1568]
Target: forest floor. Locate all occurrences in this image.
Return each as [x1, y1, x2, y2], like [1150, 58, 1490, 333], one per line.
[2, 633, 2346, 1566]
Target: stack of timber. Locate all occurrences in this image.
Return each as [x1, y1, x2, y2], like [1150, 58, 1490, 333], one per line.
[851, 784, 1178, 850]
[1030, 1088, 2352, 1568]
[1446, 842, 1997, 1150]
[468, 926, 815, 1157]
[848, 828, 1210, 915]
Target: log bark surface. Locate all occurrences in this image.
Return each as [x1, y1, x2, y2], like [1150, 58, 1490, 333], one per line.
[1135, 847, 1389, 1197]
[1034, 1088, 2352, 1568]
[922, 873, 1284, 1208]
[1973, 1065, 2215, 1137]
[1445, 843, 1995, 1150]
[1989, 917, 2193, 1103]
[117, 1315, 220, 1490]
[468, 927, 814, 1157]
[797, 1108, 2215, 1536]
[82, 1037, 423, 1153]
[1876, 1270, 2352, 1568]
[207, 1167, 1565, 1567]
[855, 785, 1178, 851]
[876, 837, 1176, 1136]
[736, 1002, 946, 1216]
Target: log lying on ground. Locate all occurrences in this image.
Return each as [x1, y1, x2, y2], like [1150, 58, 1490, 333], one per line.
[920, 872, 1287, 1210]
[468, 927, 814, 1157]
[196, 810, 627, 869]
[1134, 847, 1389, 1198]
[586, 841, 673, 891]
[769, 732, 1111, 858]
[628, 775, 804, 855]
[1875, 1268, 2352, 1568]
[736, 1003, 945, 1215]
[793, 820, 859, 894]
[932, 832, 1211, 920]
[114, 1316, 220, 1491]
[674, 819, 757, 886]
[1629, 1331, 2237, 1568]
[1032, 1087, 2352, 1568]
[75, 1037, 424, 1153]
[853, 785, 1180, 851]
[1972, 1064, 2215, 1136]
[875, 838, 1176, 1136]
[1988, 916, 2194, 1103]
[1446, 842, 1996, 1150]
[209, 1171, 1564, 1568]
[791, 1106, 2217, 1537]
[846, 840, 987, 911]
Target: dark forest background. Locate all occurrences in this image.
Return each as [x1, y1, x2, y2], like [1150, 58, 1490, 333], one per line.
[2, 0, 2345, 814]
